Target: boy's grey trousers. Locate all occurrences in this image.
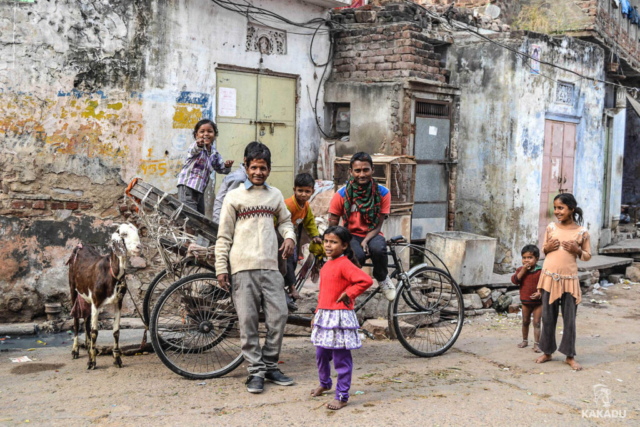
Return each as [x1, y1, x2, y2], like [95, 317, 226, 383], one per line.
[232, 269, 288, 377]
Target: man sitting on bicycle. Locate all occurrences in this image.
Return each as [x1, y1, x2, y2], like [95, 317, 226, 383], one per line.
[328, 152, 396, 301]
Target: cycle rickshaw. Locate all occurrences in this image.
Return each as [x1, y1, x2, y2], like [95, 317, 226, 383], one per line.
[126, 179, 464, 380]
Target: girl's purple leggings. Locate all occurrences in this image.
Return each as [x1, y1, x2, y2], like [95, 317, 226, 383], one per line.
[316, 346, 353, 402]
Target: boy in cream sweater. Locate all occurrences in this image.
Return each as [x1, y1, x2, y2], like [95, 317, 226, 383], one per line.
[215, 143, 296, 394]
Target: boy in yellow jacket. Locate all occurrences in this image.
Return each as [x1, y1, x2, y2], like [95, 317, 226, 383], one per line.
[283, 173, 324, 309]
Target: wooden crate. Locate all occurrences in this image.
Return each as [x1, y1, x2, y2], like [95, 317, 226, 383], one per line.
[334, 155, 416, 214]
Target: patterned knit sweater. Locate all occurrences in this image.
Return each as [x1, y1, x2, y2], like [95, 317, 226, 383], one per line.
[215, 184, 296, 275]
[316, 256, 373, 311]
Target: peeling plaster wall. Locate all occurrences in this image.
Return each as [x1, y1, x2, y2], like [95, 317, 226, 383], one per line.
[324, 81, 403, 156]
[0, 0, 332, 321]
[449, 32, 605, 271]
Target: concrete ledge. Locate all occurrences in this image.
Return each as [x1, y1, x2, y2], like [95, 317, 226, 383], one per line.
[600, 239, 640, 255]
[577, 255, 633, 271]
[0, 323, 37, 336]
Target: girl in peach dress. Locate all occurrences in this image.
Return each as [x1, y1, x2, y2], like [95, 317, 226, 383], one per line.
[535, 193, 590, 371]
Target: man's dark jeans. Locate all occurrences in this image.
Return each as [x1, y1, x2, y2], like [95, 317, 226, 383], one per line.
[350, 234, 388, 282]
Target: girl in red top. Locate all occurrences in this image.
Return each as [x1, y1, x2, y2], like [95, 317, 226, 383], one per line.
[310, 226, 373, 410]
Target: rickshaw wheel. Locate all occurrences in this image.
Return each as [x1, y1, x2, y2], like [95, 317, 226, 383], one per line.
[150, 273, 244, 379]
[143, 258, 215, 326]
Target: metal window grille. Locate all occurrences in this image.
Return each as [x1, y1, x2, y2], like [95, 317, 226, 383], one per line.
[415, 101, 450, 118]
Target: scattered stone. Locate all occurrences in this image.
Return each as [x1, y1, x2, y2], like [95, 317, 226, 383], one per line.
[511, 295, 521, 306]
[129, 257, 147, 269]
[463, 294, 483, 310]
[491, 290, 502, 302]
[476, 287, 491, 299]
[362, 319, 414, 339]
[608, 274, 624, 284]
[590, 269, 600, 285]
[482, 297, 493, 309]
[505, 290, 520, 297]
[362, 319, 390, 340]
[508, 304, 520, 314]
[120, 318, 145, 329]
[493, 295, 512, 313]
[625, 264, 640, 282]
[476, 308, 497, 315]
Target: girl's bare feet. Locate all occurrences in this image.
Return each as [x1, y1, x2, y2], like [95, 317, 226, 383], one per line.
[327, 399, 348, 410]
[517, 340, 528, 348]
[565, 357, 582, 371]
[310, 385, 331, 397]
[290, 286, 301, 301]
[532, 343, 542, 353]
[535, 353, 552, 364]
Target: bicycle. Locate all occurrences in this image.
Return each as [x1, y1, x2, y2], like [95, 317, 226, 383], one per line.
[149, 235, 464, 380]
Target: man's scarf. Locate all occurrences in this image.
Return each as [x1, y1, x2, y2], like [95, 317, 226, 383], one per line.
[343, 176, 382, 231]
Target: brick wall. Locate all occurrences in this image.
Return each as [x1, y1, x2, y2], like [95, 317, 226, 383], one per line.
[331, 4, 451, 83]
[332, 23, 450, 83]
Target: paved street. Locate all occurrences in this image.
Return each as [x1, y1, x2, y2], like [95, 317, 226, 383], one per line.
[1, 281, 638, 426]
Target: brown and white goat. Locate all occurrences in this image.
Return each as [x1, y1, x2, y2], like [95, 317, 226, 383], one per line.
[67, 223, 142, 369]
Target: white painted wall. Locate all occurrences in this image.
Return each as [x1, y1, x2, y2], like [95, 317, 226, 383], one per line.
[140, 0, 335, 192]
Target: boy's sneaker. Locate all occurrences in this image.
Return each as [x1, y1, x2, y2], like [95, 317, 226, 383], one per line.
[285, 293, 298, 312]
[265, 369, 294, 386]
[246, 375, 264, 393]
[380, 277, 396, 301]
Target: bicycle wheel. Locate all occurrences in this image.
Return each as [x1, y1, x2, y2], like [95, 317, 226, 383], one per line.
[150, 273, 244, 379]
[391, 265, 464, 357]
[143, 258, 215, 325]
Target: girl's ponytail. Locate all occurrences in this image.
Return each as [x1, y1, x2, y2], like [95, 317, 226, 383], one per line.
[574, 206, 584, 226]
[344, 243, 361, 268]
[323, 225, 361, 267]
[554, 193, 584, 225]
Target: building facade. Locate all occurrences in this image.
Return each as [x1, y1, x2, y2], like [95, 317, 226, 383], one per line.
[0, 0, 345, 321]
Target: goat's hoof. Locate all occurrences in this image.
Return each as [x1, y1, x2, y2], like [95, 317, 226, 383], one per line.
[71, 350, 79, 360]
[113, 357, 123, 368]
[86, 361, 96, 370]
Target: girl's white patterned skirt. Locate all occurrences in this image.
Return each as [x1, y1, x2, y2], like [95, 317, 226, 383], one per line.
[310, 309, 362, 350]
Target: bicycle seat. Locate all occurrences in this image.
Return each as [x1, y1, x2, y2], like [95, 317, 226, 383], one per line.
[388, 235, 406, 244]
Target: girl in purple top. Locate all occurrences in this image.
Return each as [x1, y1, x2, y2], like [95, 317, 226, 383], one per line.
[176, 119, 233, 214]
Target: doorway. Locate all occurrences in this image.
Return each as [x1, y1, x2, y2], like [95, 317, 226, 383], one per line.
[411, 100, 451, 240]
[215, 68, 297, 198]
[538, 119, 577, 248]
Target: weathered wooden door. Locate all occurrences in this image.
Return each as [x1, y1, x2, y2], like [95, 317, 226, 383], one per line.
[538, 120, 576, 248]
[411, 101, 451, 240]
[216, 69, 296, 198]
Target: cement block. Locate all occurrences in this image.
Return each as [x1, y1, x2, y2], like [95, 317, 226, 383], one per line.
[425, 231, 497, 286]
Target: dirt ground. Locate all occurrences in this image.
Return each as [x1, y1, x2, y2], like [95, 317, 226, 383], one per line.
[1, 282, 639, 426]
